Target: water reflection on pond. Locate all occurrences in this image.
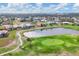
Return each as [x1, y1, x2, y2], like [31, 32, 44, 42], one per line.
[24, 28, 79, 38]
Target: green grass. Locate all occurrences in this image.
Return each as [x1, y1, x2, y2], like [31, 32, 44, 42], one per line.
[0, 45, 17, 54]
[42, 39, 64, 46]
[31, 35, 79, 51]
[10, 34, 79, 56]
[0, 26, 4, 30]
[62, 25, 79, 31]
[8, 30, 16, 39]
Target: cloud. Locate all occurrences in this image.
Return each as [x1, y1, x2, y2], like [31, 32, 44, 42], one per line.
[73, 3, 79, 7]
[50, 3, 67, 11]
[35, 3, 43, 7]
[0, 3, 78, 13]
[43, 3, 67, 13]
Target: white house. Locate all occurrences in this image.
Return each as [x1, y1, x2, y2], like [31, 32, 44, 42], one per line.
[19, 23, 34, 29]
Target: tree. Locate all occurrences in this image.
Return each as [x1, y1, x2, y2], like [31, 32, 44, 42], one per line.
[27, 38, 32, 48]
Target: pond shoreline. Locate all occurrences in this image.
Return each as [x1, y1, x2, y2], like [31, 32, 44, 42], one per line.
[23, 27, 79, 38]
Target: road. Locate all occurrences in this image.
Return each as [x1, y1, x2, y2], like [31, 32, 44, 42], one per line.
[0, 31, 23, 56]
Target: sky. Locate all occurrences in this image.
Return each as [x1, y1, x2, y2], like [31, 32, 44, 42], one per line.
[0, 3, 79, 14]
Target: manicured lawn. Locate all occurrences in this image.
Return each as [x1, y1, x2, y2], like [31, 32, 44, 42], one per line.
[12, 34, 79, 56]
[62, 25, 79, 30]
[42, 39, 64, 46]
[29, 35, 79, 53]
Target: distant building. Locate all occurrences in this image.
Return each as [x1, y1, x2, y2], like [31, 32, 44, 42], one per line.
[41, 17, 47, 22]
[71, 17, 79, 24]
[19, 23, 34, 29]
[36, 21, 46, 27]
[3, 17, 8, 21]
[1, 21, 10, 25]
[3, 25, 13, 30]
[32, 17, 42, 22]
[13, 25, 19, 29]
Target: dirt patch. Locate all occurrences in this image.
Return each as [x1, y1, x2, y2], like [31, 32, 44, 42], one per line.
[4, 40, 16, 48]
[0, 39, 14, 47]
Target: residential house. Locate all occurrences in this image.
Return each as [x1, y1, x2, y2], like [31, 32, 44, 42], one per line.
[35, 21, 46, 27]
[19, 23, 34, 29]
[3, 25, 13, 30]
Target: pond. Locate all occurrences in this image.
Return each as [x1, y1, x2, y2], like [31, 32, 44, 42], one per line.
[23, 28, 79, 38]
